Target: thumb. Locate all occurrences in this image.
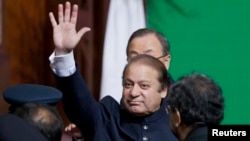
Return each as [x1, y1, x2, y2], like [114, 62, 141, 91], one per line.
[77, 27, 91, 39]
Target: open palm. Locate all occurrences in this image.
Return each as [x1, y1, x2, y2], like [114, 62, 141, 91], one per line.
[49, 1, 90, 55]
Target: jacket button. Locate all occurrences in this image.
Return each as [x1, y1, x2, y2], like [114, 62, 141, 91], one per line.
[142, 136, 148, 141]
[143, 125, 148, 130]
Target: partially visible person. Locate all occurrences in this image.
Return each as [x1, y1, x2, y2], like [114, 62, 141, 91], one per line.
[1, 84, 63, 141]
[0, 113, 49, 141]
[50, 53, 177, 140]
[167, 73, 224, 141]
[3, 84, 62, 113]
[48, 1, 177, 141]
[65, 27, 175, 141]
[14, 103, 63, 141]
[59, 7, 175, 141]
[65, 26, 175, 141]
[126, 28, 174, 86]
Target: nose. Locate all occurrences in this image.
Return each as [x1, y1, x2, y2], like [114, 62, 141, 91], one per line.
[130, 85, 140, 97]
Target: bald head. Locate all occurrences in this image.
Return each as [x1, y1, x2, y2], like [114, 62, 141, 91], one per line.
[14, 103, 63, 141]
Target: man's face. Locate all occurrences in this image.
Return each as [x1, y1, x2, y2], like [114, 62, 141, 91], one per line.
[127, 34, 170, 69]
[122, 63, 167, 116]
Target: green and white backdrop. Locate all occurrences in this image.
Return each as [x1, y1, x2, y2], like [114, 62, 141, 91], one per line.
[147, 0, 250, 124]
[100, 0, 250, 124]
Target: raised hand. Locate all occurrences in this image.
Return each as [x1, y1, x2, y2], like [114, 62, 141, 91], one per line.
[49, 1, 91, 55]
[64, 123, 83, 139]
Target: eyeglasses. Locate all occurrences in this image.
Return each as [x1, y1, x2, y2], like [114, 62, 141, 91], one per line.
[128, 54, 169, 61]
[157, 54, 169, 59]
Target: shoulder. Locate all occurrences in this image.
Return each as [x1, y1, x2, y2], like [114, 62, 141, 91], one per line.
[100, 96, 121, 114]
[100, 96, 120, 107]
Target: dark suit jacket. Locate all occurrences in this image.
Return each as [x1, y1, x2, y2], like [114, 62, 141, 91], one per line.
[56, 68, 177, 141]
[185, 127, 208, 141]
[0, 114, 48, 141]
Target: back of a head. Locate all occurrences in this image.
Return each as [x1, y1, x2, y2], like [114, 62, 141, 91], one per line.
[126, 28, 170, 56]
[168, 73, 224, 126]
[0, 113, 48, 141]
[14, 103, 63, 141]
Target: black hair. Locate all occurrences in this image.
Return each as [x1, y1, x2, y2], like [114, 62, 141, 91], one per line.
[168, 73, 224, 126]
[122, 54, 169, 91]
[14, 103, 63, 141]
[126, 28, 170, 56]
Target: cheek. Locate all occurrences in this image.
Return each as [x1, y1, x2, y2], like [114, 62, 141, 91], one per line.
[122, 88, 130, 98]
[143, 91, 162, 106]
[146, 91, 162, 101]
[121, 90, 128, 104]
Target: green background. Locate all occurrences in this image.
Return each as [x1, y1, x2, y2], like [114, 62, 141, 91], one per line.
[147, 0, 250, 124]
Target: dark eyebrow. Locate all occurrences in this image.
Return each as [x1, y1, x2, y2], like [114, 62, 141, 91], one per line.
[143, 49, 153, 54]
[128, 51, 139, 55]
[128, 49, 153, 55]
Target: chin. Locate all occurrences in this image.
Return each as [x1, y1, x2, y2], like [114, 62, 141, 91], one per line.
[128, 109, 145, 116]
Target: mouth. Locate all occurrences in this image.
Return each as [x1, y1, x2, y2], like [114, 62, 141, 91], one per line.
[128, 101, 141, 105]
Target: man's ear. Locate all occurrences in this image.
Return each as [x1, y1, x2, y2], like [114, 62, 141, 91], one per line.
[163, 55, 171, 70]
[173, 109, 181, 128]
[160, 87, 168, 98]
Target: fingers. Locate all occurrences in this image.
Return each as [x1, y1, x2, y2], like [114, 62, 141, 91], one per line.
[49, 12, 57, 28]
[55, 1, 78, 25]
[58, 4, 63, 24]
[64, 123, 77, 132]
[64, 124, 72, 132]
[64, 1, 71, 22]
[71, 123, 76, 128]
[70, 4, 78, 24]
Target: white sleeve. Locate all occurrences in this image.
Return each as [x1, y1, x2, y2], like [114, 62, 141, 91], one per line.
[49, 51, 76, 77]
